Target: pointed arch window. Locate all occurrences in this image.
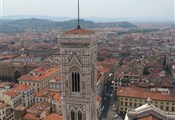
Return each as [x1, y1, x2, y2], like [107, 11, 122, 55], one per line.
[2, 76, 4, 81]
[72, 72, 75, 92]
[75, 73, 78, 91]
[77, 73, 80, 92]
[71, 110, 75, 120]
[78, 111, 82, 120]
[71, 71, 80, 92]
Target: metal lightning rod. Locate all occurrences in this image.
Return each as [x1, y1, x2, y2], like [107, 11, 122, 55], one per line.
[77, 0, 81, 29]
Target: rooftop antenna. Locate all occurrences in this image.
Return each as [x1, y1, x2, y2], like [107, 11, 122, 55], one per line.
[77, 0, 81, 29]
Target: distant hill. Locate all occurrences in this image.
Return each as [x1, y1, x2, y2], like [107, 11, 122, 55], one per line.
[0, 18, 137, 34]
[2, 15, 73, 22]
[3, 15, 174, 22]
[97, 22, 137, 28]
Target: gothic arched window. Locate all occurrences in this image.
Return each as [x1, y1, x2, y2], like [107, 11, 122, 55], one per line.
[2, 76, 4, 81]
[78, 111, 82, 120]
[71, 68, 80, 92]
[72, 72, 75, 92]
[71, 110, 75, 120]
[77, 73, 80, 92]
[75, 72, 78, 92]
[5, 76, 8, 81]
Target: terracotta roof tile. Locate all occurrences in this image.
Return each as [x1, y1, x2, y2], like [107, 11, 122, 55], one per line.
[35, 89, 62, 101]
[55, 76, 61, 81]
[0, 102, 7, 109]
[19, 67, 59, 81]
[5, 90, 19, 97]
[27, 101, 50, 114]
[13, 84, 32, 91]
[63, 28, 95, 35]
[139, 116, 159, 120]
[117, 87, 175, 102]
[23, 113, 39, 120]
[100, 58, 119, 66]
[45, 113, 63, 120]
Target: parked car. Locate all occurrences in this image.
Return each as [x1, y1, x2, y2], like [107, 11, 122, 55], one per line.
[114, 114, 118, 118]
[101, 106, 105, 111]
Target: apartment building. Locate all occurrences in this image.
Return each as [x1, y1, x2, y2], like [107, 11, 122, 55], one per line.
[35, 89, 62, 115]
[0, 102, 14, 120]
[19, 67, 59, 92]
[12, 84, 35, 107]
[23, 101, 51, 120]
[0, 90, 22, 109]
[98, 58, 122, 73]
[117, 87, 175, 114]
[49, 76, 62, 92]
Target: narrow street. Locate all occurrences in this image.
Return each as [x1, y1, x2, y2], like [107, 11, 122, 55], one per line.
[100, 81, 123, 120]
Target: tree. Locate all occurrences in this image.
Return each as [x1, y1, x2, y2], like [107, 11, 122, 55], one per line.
[143, 67, 149, 75]
[121, 78, 130, 86]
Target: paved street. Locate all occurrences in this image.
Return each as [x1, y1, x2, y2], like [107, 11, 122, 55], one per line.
[100, 81, 123, 120]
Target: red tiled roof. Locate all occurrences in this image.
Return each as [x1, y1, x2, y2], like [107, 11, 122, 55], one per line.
[23, 113, 39, 120]
[19, 67, 59, 81]
[55, 76, 61, 81]
[99, 67, 110, 73]
[5, 90, 19, 97]
[13, 84, 32, 91]
[45, 113, 63, 120]
[117, 87, 175, 102]
[0, 55, 17, 59]
[0, 103, 7, 109]
[35, 89, 62, 101]
[160, 80, 174, 88]
[27, 101, 50, 114]
[100, 58, 119, 66]
[63, 28, 95, 35]
[138, 116, 159, 120]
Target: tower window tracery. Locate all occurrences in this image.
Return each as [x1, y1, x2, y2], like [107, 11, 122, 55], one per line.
[71, 110, 75, 120]
[78, 111, 82, 120]
[71, 67, 80, 92]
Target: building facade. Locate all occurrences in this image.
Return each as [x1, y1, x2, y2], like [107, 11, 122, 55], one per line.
[18, 67, 59, 92]
[0, 61, 38, 83]
[0, 90, 22, 109]
[34, 89, 62, 115]
[117, 87, 175, 115]
[49, 76, 62, 92]
[23, 101, 51, 120]
[0, 102, 14, 120]
[59, 28, 97, 120]
[12, 84, 35, 107]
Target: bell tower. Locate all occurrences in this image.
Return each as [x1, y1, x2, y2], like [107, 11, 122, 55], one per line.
[59, 28, 97, 120]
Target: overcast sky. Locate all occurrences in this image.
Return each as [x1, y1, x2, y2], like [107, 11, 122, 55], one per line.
[1, 0, 175, 21]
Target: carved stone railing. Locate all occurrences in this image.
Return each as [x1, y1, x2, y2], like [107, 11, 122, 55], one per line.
[127, 104, 175, 119]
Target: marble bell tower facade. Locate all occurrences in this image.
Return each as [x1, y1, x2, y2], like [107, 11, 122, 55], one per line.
[59, 28, 98, 120]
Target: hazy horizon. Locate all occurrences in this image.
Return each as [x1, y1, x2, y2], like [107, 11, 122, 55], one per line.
[1, 0, 175, 22]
